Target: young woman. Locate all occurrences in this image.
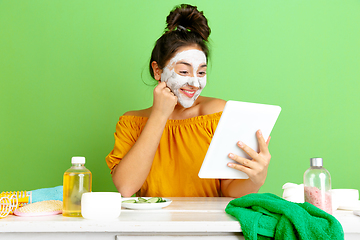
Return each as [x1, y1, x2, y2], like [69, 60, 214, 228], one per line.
[106, 4, 271, 198]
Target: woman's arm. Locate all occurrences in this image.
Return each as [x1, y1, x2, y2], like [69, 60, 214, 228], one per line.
[111, 82, 177, 197]
[221, 130, 271, 198]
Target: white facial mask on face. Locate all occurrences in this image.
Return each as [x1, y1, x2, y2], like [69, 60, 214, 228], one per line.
[160, 49, 207, 108]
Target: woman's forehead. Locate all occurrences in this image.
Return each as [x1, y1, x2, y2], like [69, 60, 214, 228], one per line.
[168, 49, 206, 68]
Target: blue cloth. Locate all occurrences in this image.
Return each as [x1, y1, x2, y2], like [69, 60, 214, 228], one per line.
[30, 186, 63, 203]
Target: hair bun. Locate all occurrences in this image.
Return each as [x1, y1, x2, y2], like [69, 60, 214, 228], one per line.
[166, 4, 210, 41]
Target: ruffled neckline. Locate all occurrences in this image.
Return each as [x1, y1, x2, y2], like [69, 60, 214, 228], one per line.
[120, 111, 222, 126]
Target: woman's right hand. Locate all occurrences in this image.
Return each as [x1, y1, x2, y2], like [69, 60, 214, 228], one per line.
[112, 81, 177, 197]
[151, 82, 178, 118]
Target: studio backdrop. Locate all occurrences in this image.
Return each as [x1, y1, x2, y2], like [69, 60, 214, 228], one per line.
[1, 0, 359, 195]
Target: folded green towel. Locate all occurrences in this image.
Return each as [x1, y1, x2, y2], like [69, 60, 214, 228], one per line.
[225, 193, 344, 240]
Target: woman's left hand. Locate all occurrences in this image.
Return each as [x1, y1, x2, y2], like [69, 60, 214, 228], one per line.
[227, 130, 271, 187]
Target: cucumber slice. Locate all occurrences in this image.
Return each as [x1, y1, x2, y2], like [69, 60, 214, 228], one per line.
[157, 197, 166, 203]
[137, 197, 148, 203]
[122, 197, 167, 204]
[146, 197, 160, 203]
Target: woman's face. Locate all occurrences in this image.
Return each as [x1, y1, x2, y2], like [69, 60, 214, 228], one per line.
[160, 46, 207, 108]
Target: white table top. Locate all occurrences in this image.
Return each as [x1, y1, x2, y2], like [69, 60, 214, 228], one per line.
[0, 197, 359, 234]
[1, 197, 239, 233]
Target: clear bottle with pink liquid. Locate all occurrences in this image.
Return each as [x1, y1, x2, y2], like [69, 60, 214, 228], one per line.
[303, 157, 332, 214]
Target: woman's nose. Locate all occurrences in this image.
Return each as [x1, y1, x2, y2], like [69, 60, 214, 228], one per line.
[189, 77, 200, 88]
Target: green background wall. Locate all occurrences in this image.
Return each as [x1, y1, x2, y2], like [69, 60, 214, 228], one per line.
[1, 0, 359, 197]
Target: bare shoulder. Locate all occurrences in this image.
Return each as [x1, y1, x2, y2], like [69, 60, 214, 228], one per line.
[123, 107, 152, 118]
[197, 96, 226, 115]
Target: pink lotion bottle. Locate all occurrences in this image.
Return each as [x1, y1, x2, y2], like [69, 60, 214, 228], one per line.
[303, 157, 332, 214]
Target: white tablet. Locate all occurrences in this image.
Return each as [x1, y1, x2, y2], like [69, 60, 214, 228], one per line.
[198, 100, 281, 179]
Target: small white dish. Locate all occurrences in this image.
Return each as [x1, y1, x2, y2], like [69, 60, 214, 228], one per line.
[338, 200, 360, 211]
[121, 197, 172, 210]
[353, 210, 360, 217]
[331, 189, 360, 211]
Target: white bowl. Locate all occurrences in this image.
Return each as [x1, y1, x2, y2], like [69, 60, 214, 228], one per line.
[81, 192, 121, 220]
[330, 189, 359, 211]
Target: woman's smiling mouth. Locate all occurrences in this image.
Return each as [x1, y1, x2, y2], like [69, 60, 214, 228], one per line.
[180, 88, 197, 98]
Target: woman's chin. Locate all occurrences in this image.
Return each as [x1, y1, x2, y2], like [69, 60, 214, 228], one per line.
[178, 98, 195, 108]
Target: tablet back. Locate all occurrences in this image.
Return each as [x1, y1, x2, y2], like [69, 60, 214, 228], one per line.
[198, 100, 281, 179]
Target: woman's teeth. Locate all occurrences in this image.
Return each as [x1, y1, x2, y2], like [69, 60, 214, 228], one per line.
[181, 89, 196, 97]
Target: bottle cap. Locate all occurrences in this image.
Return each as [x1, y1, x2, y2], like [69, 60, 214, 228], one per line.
[310, 157, 323, 167]
[71, 156, 86, 164]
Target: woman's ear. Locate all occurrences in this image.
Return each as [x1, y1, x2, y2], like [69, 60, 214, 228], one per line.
[151, 61, 162, 81]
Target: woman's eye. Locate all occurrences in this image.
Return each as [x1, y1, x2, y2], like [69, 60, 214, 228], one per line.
[198, 71, 206, 76]
[179, 71, 188, 75]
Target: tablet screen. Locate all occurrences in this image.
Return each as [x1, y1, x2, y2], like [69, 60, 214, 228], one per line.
[198, 100, 281, 179]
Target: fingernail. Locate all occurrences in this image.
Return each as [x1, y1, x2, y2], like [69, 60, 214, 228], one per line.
[228, 163, 234, 167]
[229, 153, 234, 158]
[259, 130, 262, 136]
[238, 141, 244, 148]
